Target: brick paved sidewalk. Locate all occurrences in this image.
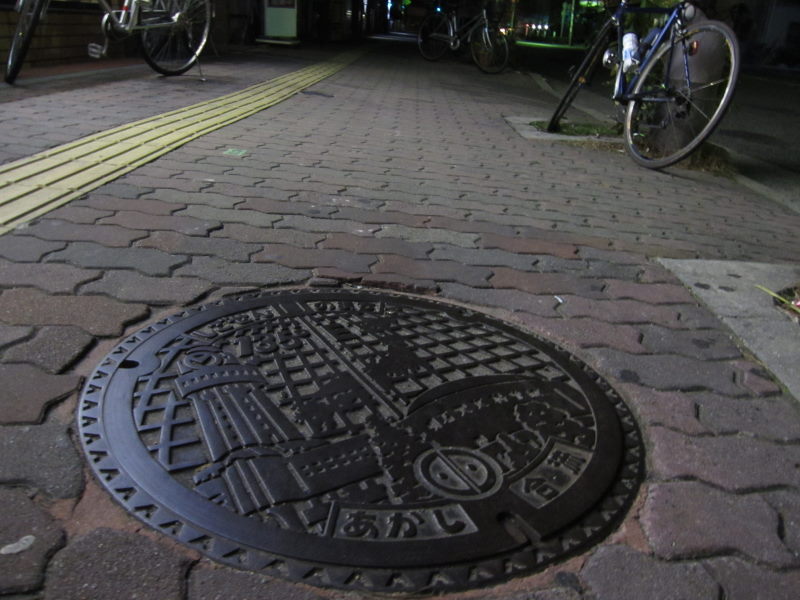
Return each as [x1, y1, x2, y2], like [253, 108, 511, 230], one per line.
[1, 37, 799, 600]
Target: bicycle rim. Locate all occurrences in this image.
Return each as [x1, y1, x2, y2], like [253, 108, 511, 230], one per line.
[624, 21, 739, 169]
[417, 14, 450, 61]
[5, 0, 46, 84]
[470, 27, 508, 74]
[141, 0, 211, 76]
[547, 20, 613, 133]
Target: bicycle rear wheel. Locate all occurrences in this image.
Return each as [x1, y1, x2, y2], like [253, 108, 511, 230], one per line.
[546, 19, 614, 133]
[140, 0, 211, 76]
[5, 0, 47, 84]
[470, 26, 509, 74]
[418, 13, 450, 61]
[624, 20, 739, 169]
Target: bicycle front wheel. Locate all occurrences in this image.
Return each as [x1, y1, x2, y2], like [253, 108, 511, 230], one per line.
[547, 19, 614, 133]
[624, 20, 739, 169]
[418, 13, 450, 61]
[141, 0, 211, 76]
[5, 0, 47, 84]
[470, 26, 509, 74]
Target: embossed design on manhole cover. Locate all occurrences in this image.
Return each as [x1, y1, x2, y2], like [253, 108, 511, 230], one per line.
[78, 289, 643, 592]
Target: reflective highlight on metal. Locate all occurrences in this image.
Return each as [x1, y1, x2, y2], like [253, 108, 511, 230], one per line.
[78, 289, 643, 592]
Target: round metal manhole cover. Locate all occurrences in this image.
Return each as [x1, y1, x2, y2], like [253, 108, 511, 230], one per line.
[78, 289, 643, 592]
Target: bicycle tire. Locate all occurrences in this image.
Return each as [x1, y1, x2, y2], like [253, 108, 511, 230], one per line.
[418, 13, 450, 61]
[141, 0, 211, 76]
[546, 19, 614, 133]
[470, 26, 509, 74]
[624, 20, 739, 169]
[5, 0, 47, 84]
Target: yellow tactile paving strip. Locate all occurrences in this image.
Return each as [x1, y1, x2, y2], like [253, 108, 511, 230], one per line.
[0, 50, 362, 234]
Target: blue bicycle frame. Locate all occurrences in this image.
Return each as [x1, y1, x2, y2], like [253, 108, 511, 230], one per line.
[609, 1, 688, 103]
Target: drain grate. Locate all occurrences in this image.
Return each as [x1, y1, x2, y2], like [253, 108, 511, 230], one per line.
[78, 289, 643, 592]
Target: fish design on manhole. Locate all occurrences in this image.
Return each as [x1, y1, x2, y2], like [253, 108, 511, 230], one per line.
[78, 289, 643, 592]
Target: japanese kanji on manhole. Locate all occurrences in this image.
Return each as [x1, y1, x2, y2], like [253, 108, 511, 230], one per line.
[78, 289, 643, 592]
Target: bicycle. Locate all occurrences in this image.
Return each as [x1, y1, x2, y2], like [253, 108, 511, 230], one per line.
[417, 1, 509, 74]
[547, 0, 739, 169]
[4, 0, 211, 85]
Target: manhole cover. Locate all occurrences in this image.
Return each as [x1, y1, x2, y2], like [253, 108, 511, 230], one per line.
[79, 289, 643, 592]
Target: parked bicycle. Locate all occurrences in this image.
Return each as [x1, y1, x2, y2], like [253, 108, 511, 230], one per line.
[547, 0, 740, 169]
[4, 0, 211, 85]
[417, 1, 509, 74]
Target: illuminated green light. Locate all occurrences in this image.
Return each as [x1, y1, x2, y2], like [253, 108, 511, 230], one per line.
[515, 41, 588, 50]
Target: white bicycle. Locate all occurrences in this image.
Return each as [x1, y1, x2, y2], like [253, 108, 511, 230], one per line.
[5, 0, 211, 84]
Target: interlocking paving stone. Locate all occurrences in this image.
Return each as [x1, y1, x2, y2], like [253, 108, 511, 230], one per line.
[429, 246, 537, 270]
[601, 280, 698, 304]
[693, 392, 800, 441]
[238, 197, 339, 218]
[359, 273, 439, 294]
[322, 232, 433, 259]
[580, 545, 719, 600]
[2, 326, 94, 374]
[0, 488, 65, 594]
[80, 194, 181, 215]
[0, 423, 83, 498]
[375, 224, 478, 247]
[0, 288, 148, 336]
[187, 565, 326, 600]
[81, 271, 214, 305]
[20, 220, 145, 247]
[763, 491, 800, 555]
[558, 297, 722, 328]
[135, 231, 260, 262]
[438, 283, 561, 316]
[704, 556, 800, 600]
[44, 529, 190, 600]
[252, 244, 376, 271]
[140, 189, 242, 209]
[45, 242, 187, 276]
[99, 210, 222, 236]
[372, 255, 492, 287]
[615, 385, 709, 435]
[642, 482, 798, 567]
[516, 315, 647, 354]
[479, 233, 580, 260]
[0, 259, 100, 293]
[0, 236, 66, 262]
[177, 205, 283, 228]
[636, 324, 743, 360]
[174, 256, 310, 286]
[491, 268, 605, 296]
[0, 325, 32, 349]
[650, 427, 800, 490]
[276, 215, 381, 235]
[211, 223, 325, 247]
[45, 205, 114, 224]
[587, 350, 746, 395]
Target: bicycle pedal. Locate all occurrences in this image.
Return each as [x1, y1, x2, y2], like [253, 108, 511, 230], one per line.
[87, 43, 106, 59]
